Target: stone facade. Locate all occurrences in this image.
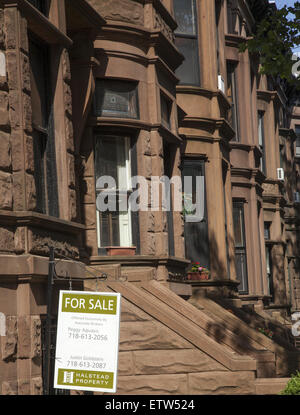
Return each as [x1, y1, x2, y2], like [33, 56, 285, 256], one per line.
[0, 0, 299, 395]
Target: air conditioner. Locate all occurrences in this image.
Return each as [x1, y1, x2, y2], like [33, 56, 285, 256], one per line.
[218, 75, 225, 94]
[295, 192, 300, 203]
[277, 168, 285, 181]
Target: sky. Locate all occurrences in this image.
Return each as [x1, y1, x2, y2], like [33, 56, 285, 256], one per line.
[275, 0, 299, 53]
[275, 0, 297, 7]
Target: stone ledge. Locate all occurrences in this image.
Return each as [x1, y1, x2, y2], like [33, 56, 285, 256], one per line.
[0, 210, 85, 235]
[255, 378, 289, 395]
[0, 254, 84, 279]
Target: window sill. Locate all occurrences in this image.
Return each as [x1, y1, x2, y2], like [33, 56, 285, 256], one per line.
[90, 255, 190, 266]
[0, 210, 85, 235]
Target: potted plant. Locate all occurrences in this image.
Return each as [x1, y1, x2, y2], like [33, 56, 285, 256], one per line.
[186, 262, 211, 281]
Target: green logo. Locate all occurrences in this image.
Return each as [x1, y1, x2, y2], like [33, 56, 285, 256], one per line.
[61, 293, 117, 315]
[57, 369, 114, 389]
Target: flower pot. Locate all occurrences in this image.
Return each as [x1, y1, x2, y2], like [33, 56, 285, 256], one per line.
[106, 246, 136, 256]
[187, 272, 210, 281]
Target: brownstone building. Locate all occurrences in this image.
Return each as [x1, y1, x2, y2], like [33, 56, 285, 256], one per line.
[0, 0, 300, 395]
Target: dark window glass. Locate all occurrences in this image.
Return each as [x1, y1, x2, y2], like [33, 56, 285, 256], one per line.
[163, 142, 175, 256]
[94, 80, 139, 119]
[182, 160, 210, 268]
[258, 111, 266, 174]
[27, 0, 49, 15]
[161, 93, 172, 129]
[29, 36, 59, 217]
[174, 38, 200, 85]
[233, 201, 248, 294]
[266, 246, 274, 299]
[279, 144, 284, 169]
[174, 0, 200, 85]
[227, 2, 235, 34]
[227, 62, 239, 141]
[264, 222, 271, 240]
[296, 125, 300, 156]
[174, 0, 197, 35]
[215, 0, 222, 74]
[94, 135, 133, 251]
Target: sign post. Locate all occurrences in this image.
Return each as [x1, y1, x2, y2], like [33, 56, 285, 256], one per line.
[53, 290, 121, 393]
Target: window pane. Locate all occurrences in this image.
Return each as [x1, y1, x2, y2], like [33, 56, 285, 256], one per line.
[95, 135, 132, 249]
[95, 135, 130, 190]
[264, 222, 271, 240]
[233, 204, 244, 247]
[175, 37, 200, 85]
[29, 38, 49, 129]
[161, 93, 171, 129]
[33, 131, 46, 214]
[182, 160, 210, 268]
[235, 251, 248, 293]
[227, 63, 239, 140]
[174, 0, 197, 36]
[233, 201, 248, 293]
[258, 112, 264, 147]
[94, 80, 139, 119]
[258, 112, 266, 173]
[296, 125, 300, 148]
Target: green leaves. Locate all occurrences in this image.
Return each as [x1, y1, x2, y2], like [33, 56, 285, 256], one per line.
[279, 371, 300, 395]
[241, 3, 300, 88]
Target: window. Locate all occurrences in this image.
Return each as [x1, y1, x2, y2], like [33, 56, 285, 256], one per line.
[94, 80, 139, 119]
[233, 201, 248, 294]
[160, 93, 172, 129]
[296, 125, 300, 156]
[279, 144, 284, 169]
[215, 0, 222, 75]
[258, 111, 266, 174]
[174, 0, 200, 85]
[95, 135, 133, 252]
[182, 160, 210, 268]
[29, 36, 59, 217]
[264, 222, 271, 240]
[226, 62, 239, 141]
[265, 246, 274, 299]
[226, 1, 235, 34]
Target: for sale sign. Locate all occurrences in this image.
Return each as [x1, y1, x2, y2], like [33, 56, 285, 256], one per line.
[53, 290, 121, 393]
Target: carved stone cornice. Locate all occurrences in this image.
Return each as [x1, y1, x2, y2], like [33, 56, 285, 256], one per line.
[2, 0, 73, 47]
